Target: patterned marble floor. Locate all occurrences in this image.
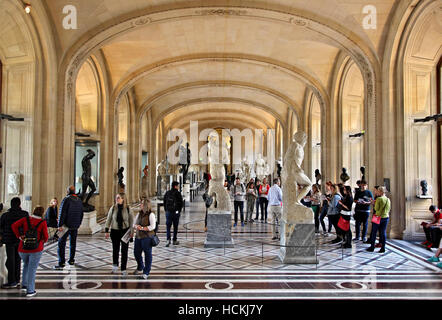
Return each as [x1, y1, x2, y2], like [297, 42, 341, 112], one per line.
[1, 193, 441, 300]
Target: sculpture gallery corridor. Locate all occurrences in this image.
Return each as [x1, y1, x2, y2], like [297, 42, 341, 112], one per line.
[0, 0, 441, 307]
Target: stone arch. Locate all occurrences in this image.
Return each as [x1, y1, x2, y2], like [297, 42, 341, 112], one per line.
[391, 0, 442, 240]
[149, 96, 287, 132]
[113, 54, 328, 116]
[338, 59, 365, 189]
[57, 3, 380, 189]
[0, 0, 49, 212]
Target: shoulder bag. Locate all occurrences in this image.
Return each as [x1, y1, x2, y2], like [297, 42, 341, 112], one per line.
[371, 198, 388, 225]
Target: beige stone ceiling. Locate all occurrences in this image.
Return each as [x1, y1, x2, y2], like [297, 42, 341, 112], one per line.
[44, 0, 397, 56]
[42, 0, 400, 132]
[162, 102, 277, 132]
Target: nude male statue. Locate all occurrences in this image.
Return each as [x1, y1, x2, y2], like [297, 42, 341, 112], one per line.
[281, 131, 312, 205]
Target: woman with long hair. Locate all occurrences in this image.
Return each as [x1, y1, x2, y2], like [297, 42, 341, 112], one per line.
[338, 185, 354, 248]
[11, 206, 48, 297]
[310, 184, 322, 233]
[104, 193, 134, 276]
[366, 186, 391, 253]
[327, 183, 343, 244]
[246, 182, 257, 224]
[133, 198, 157, 279]
[45, 198, 58, 241]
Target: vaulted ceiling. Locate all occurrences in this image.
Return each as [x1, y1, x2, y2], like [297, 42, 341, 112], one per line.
[44, 0, 400, 134]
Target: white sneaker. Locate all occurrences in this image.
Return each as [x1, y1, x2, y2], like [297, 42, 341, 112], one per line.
[121, 270, 127, 277]
[142, 274, 149, 280]
[111, 265, 118, 274]
[26, 291, 37, 297]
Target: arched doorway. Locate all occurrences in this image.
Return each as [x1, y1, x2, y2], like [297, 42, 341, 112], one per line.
[340, 62, 365, 188]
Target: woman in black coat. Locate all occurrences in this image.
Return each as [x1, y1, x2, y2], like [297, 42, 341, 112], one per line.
[338, 186, 353, 248]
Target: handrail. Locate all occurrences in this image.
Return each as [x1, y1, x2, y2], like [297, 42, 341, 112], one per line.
[181, 218, 346, 267]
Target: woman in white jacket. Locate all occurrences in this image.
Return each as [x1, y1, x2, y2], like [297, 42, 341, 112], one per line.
[104, 193, 134, 276]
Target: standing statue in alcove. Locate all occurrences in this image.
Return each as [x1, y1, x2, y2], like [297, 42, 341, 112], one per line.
[314, 169, 322, 186]
[340, 167, 350, 184]
[78, 149, 97, 212]
[360, 166, 366, 181]
[117, 167, 125, 191]
[420, 180, 428, 196]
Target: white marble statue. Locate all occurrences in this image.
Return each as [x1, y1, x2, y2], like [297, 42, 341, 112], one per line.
[254, 153, 269, 180]
[7, 172, 20, 195]
[207, 131, 232, 212]
[281, 131, 313, 222]
[156, 160, 168, 195]
[240, 157, 253, 183]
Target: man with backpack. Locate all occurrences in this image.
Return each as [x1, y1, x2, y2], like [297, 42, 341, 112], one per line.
[232, 177, 246, 227]
[54, 185, 84, 269]
[0, 197, 28, 288]
[164, 181, 183, 247]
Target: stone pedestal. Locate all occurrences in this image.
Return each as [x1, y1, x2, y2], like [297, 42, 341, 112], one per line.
[183, 183, 190, 205]
[279, 204, 317, 264]
[78, 210, 102, 235]
[204, 210, 234, 248]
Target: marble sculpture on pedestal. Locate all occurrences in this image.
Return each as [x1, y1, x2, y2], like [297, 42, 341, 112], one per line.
[207, 131, 232, 212]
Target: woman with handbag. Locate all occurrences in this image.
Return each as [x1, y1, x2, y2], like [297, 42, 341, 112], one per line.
[246, 182, 257, 224]
[338, 186, 353, 248]
[104, 193, 134, 276]
[133, 198, 157, 279]
[11, 206, 48, 297]
[366, 186, 391, 253]
[327, 184, 343, 244]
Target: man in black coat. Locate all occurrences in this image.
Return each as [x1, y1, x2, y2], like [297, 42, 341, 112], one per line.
[0, 197, 28, 288]
[164, 181, 183, 247]
[54, 186, 84, 269]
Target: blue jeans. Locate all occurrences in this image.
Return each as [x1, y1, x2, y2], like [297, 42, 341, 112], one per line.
[165, 211, 180, 241]
[354, 211, 370, 239]
[19, 251, 43, 294]
[234, 201, 244, 223]
[57, 228, 78, 264]
[134, 237, 153, 275]
[369, 217, 389, 249]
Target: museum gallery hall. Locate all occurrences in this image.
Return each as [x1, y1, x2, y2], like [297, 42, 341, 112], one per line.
[0, 0, 441, 301]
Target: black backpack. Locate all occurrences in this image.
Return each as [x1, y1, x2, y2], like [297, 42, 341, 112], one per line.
[22, 216, 44, 250]
[164, 191, 177, 213]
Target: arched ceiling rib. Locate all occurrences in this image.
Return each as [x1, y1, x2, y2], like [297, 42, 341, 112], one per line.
[145, 87, 290, 128]
[162, 102, 278, 131]
[46, 0, 396, 60]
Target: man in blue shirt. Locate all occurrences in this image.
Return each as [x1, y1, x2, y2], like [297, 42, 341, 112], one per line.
[268, 178, 283, 240]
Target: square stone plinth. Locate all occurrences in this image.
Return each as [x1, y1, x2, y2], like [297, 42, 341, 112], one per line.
[78, 210, 102, 235]
[279, 223, 318, 264]
[204, 210, 234, 248]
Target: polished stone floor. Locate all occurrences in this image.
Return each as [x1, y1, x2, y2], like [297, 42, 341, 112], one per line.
[1, 192, 441, 299]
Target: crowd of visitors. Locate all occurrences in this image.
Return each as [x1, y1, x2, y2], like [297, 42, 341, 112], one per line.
[0, 174, 441, 298]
